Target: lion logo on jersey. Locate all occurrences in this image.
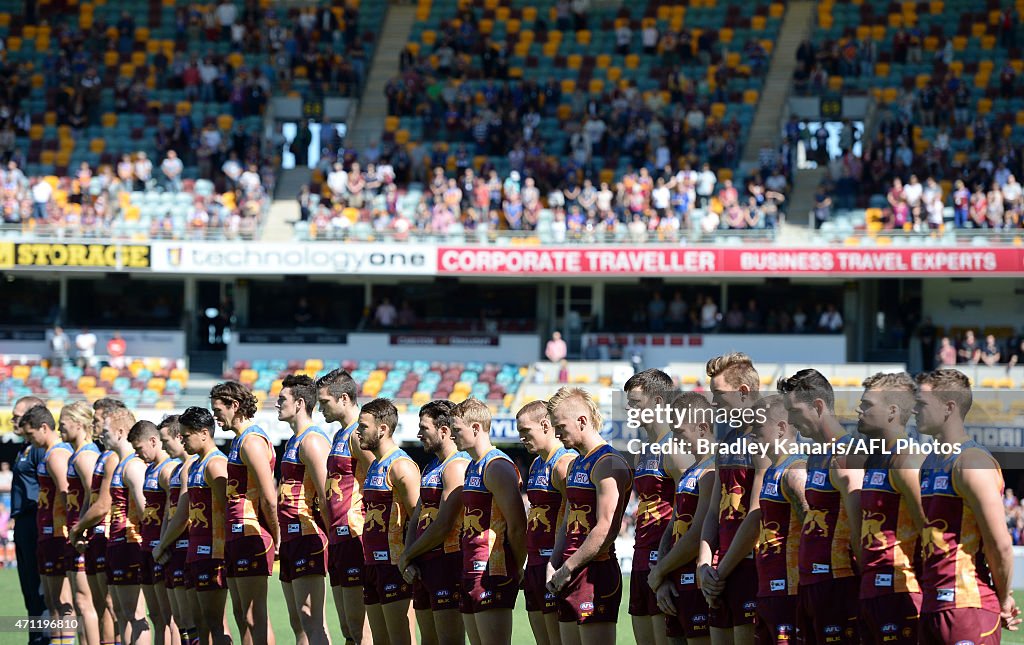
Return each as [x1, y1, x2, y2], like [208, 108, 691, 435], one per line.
[142, 505, 160, 525]
[463, 508, 486, 535]
[566, 505, 592, 534]
[364, 504, 387, 532]
[528, 505, 552, 532]
[65, 490, 80, 511]
[922, 520, 952, 557]
[326, 474, 346, 500]
[226, 479, 240, 500]
[189, 503, 208, 529]
[672, 514, 692, 540]
[637, 494, 664, 524]
[418, 506, 438, 529]
[38, 488, 50, 509]
[861, 511, 888, 549]
[758, 521, 783, 555]
[803, 509, 829, 536]
[720, 485, 746, 520]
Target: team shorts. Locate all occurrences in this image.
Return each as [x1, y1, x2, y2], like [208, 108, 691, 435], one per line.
[919, 608, 1001, 645]
[860, 592, 921, 645]
[523, 562, 557, 614]
[628, 564, 660, 616]
[796, 577, 860, 644]
[85, 532, 108, 575]
[460, 573, 518, 614]
[363, 563, 412, 606]
[556, 557, 622, 625]
[412, 552, 462, 612]
[139, 549, 165, 586]
[38, 539, 66, 576]
[665, 568, 709, 639]
[186, 558, 227, 591]
[225, 533, 275, 578]
[63, 541, 86, 573]
[106, 541, 144, 586]
[327, 538, 364, 587]
[164, 542, 190, 588]
[708, 557, 758, 628]
[278, 534, 327, 583]
[755, 595, 799, 644]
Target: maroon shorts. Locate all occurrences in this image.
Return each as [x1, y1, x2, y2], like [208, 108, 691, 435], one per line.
[796, 577, 860, 645]
[85, 532, 108, 575]
[556, 557, 622, 625]
[164, 543, 189, 588]
[63, 541, 86, 573]
[225, 533, 275, 578]
[665, 569, 709, 639]
[460, 573, 518, 614]
[919, 608, 1001, 645]
[139, 549, 166, 586]
[412, 552, 462, 612]
[523, 563, 557, 614]
[755, 595, 799, 644]
[106, 541, 144, 586]
[327, 538, 364, 587]
[628, 564, 660, 616]
[364, 563, 413, 606]
[186, 559, 227, 591]
[38, 539, 66, 576]
[860, 592, 921, 645]
[708, 557, 758, 628]
[278, 533, 327, 583]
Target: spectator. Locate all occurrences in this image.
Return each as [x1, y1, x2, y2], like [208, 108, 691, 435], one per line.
[49, 326, 70, 368]
[813, 185, 832, 229]
[0, 463, 11, 510]
[1008, 337, 1024, 371]
[981, 334, 1002, 366]
[397, 301, 417, 327]
[959, 330, 981, 364]
[160, 150, 184, 192]
[30, 178, 51, 220]
[647, 292, 667, 331]
[545, 331, 568, 363]
[106, 331, 127, 369]
[374, 298, 397, 327]
[558, 359, 569, 383]
[75, 327, 97, 368]
[667, 292, 688, 332]
[818, 304, 844, 332]
[699, 296, 720, 331]
[937, 336, 957, 367]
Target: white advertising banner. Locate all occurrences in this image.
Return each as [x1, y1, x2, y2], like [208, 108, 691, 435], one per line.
[149, 242, 437, 275]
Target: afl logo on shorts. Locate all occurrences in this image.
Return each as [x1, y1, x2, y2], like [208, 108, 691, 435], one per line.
[436, 590, 450, 598]
[237, 559, 250, 567]
[881, 624, 897, 634]
[347, 567, 360, 575]
[199, 574, 210, 581]
[579, 601, 594, 612]
[480, 590, 493, 600]
[694, 614, 707, 624]
[824, 625, 842, 634]
[296, 558, 307, 567]
[384, 584, 397, 592]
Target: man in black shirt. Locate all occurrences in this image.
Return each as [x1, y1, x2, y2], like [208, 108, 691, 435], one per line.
[11, 395, 48, 645]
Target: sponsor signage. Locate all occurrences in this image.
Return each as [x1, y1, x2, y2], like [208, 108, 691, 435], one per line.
[437, 247, 1024, 277]
[238, 331, 349, 344]
[0, 242, 150, 270]
[150, 242, 436, 275]
[389, 334, 499, 346]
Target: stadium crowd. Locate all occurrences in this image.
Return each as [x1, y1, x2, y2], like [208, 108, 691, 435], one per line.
[2, 356, 1020, 645]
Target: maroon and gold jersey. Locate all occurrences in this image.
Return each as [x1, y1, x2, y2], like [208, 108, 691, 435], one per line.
[716, 427, 755, 558]
[109, 453, 142, 544]
[414, 449, 470, 560]
[226, 425, 275, 543]
[186, 449, 227, 562]
[633, 432, 675, 571]
[88, 450, 118, 539]
[757, 455, 806, 597]
[167, 459, 189, 553]
[920, 443, 1001, 614]
[860, 454, 921, 599]
[141, 457, 176, 552]
[361, 446, 417, 566]
[799, 436, 856, 585]
[65, 442, 100, 531]
[326, 422, 364, 544]
[278, 426, 330, 544]
[563, 442, 633, 561]
[461, 448, 521, 577]
[36, 441, 72, 540]
[670, 456, 714, 585]
[526, 447, 575, 566]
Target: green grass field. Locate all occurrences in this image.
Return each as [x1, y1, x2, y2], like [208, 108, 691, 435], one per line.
[0, 568, 1020, 644]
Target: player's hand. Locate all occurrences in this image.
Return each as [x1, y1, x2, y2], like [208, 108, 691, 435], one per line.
[546, 564, 572, 596]
[1002, 596, 1022, 630]
[697, 564, 723, 597]
[655, 581, 678, 616]
[401, 563, 420, 584]
[152, 544, 168, 565]
[647, 566, 664, 592]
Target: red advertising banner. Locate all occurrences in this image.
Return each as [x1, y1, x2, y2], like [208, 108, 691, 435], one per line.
[437, 247, 1024, 276]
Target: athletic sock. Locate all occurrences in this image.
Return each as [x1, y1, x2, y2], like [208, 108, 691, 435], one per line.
[180, 627, 201, 645]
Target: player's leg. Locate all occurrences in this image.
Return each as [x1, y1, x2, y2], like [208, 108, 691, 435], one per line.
[543, 612, 562, 645]
[86, 573, 116, 645]
[68, 568, 100, 645]
[415, 607, 439, 645]
[196, 588, 231, 645]
[142, 583, 173, 645]
[365, 602, 389, 645]
[462, 611, 481, 645]
[577, 622, 616, 645]
[528, 611, 551, 645]
[332, 585, 366, 644]
[114, 584, 152, 645]
[557, 621, 582, 645]
[431, 608, 464, 645]
[281, 580, 309, 645]
[473, 609, 513, 645]
[379, 598, 413, 645]
[290, 574, 331, 645]
[733, 623, 755, 645]
[229, 574, 273, 645]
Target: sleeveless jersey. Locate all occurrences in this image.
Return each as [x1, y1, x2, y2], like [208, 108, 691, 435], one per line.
[278, 425, 330, 543]
[89, 450, 118, 538]
[36, 441, 73, 539]
[326, 422, 364, 543]
[226, 425, 275, 542]
[414, 449, 470, 560]
[716, 427, 755, 558]
[633, 432, 676, 571]
[361, 446, 417, 565]
[920, 441, 1000, 614]
[526, 447, 575, 565]
[65, 442, 100, 531]
[757, 454, 806, 597]
[564, 442, 633, 561]
[186, 449, 227, 562]
[462, 448, 521, 577]
[109, 453, 142, 544]
[860, 452, 921, 599]
[799, 435, 856, 585]
[167, 459, 190, 553]
[670, 457, 715, 588]
[141, 457, 176, 552]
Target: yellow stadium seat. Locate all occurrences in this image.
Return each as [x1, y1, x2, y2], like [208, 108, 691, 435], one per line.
[78, 376, 97, 391]
[239, 369, 258, 385]
[395, 129, 410, 145]
[217, 114, 234, 131]
[607, 66, 622, 82]
[543, 40, 559, 57]
[751, 16, 766, 31]
[625, 54, 639, 69]
[770, 3, 784, 18]
[567, 54, 582, 69]
[86, 387, 107, 403]
[170, 368, 188, 384]
[0, 14, 9, 28]
[725, 52, 741, 68]
[929, 1, 943, 14]
[412, 391, 431, 407]
[978, 98, 993, 113]
[576, 30, 591, 45]
[147, 378, 166, 394]
[421, 30, 436, 47]
[450, 391, 468, 404]
[506, 19, 521, 35]
[556, 104, 572, 121]
[743, 89, 759, 104]
[522, 6, 537, 22]
[6, 37, 20, 52]
[385, 116, 400, 132]
[495, 7, 510, 22]
[508, 67, 523, 78]
[11, 365, 30, 381]
[719, 28, 733, 43]
[100, 366, 119, 383]
[710, 102, 727, 119]
[304, 359, 324, 373]
[560, 79, 575, 94]
[22, 26, 36, 40]
[155, 400, 174, 410]
[362, 382, 381, 397]
[871, 26, 886, 41]
[588, 79, 604, 93]
[596, 53, 611, 68]
[513, 41, 530, 57]
[828, 76, 844, 91]
[888, 14, 903, 28]
[43, 112, 57, 127]
[453, 381, 472, 394]
[981, 35, 996, 50]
